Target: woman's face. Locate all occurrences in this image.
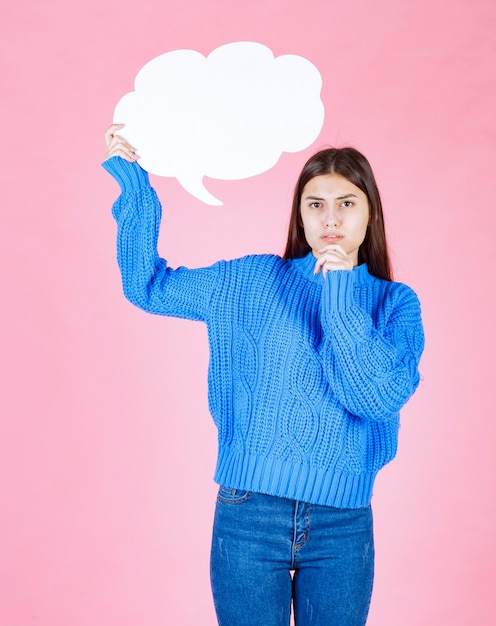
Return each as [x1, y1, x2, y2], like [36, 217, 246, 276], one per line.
[300, 174, 370, 264]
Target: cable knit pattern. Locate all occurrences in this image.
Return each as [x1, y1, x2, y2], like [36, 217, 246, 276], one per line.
[103, 157, 425, 508]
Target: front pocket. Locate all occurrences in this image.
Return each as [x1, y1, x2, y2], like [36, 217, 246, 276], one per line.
[217, 485, 252, 504]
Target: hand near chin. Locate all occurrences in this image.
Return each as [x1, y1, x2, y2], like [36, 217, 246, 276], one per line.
[314, 244, 354, 277]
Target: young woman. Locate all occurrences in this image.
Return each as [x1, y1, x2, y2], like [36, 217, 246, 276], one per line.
[103, 124, 424, 626]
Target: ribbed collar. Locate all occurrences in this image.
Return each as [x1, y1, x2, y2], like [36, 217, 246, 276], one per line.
[289, 252, 373, 285]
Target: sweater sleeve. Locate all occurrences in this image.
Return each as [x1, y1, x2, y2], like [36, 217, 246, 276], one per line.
[319, 269, 424, 422]
[102, 156, 221, 321]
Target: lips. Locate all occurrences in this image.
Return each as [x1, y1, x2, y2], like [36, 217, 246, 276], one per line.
[321, 232, 344, 243]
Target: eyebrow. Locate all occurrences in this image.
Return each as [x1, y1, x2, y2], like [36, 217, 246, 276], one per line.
[336, 193, 359, 200]
[303, 193, 359, 201]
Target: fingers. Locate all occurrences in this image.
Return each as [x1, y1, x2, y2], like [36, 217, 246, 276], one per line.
[103, 123, 139, 163]
[313, 246, 353, 277]
[104, 123, 125, 146]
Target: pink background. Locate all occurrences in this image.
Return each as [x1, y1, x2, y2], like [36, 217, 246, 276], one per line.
[2, 0, 495, 624]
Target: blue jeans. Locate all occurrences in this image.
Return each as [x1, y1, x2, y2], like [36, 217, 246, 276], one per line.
[210, 487, 374, 626]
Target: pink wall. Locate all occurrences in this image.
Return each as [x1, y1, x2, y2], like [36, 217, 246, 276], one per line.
[2, 0, 495, 624]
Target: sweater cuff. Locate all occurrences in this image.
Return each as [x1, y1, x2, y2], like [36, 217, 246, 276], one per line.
[322, 269, 356, 312]
[102, 156, 150, 192]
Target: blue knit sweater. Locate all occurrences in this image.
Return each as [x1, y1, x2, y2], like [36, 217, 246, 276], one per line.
[103, 156, 424, 508]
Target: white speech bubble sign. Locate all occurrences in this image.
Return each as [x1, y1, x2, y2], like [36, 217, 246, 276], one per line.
[114, 42, 324, 205]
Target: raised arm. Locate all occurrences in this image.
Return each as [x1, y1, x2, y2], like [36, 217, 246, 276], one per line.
[102, 125, 221, 321]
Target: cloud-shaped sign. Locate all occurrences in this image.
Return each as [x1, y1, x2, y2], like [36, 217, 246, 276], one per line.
[114, 42, 324, 205]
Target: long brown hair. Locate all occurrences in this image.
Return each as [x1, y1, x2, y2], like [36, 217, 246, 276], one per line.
[283, 147, 393, 281]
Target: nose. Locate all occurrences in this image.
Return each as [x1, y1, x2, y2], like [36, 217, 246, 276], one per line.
[324, 207, 339, 228]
